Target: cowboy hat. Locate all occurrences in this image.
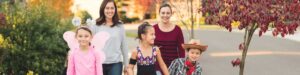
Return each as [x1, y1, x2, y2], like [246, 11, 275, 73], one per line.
[182, 39, 208, 52]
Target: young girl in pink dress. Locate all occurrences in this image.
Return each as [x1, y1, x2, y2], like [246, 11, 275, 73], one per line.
[64, 27, 109, 75]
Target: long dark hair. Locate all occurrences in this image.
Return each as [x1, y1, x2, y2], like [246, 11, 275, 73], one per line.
[96, 0, 121, 27]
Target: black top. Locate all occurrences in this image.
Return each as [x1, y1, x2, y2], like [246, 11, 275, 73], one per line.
[136, 46, 157, 75]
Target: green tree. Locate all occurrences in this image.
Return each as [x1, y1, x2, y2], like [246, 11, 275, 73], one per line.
[0, 0, 73, 74]
[80, 10, 92, 24]
[120, 11, 139, 23]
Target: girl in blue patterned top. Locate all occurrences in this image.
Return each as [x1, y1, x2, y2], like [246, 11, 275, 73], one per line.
[168, 39, 208, 75]
[125, 22, 169, 75]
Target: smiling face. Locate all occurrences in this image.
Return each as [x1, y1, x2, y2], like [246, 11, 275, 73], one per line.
[188, 49, 201, 62]
[76, 29, 92, 47]
[159, 6, 172, 24]
[104, 2, 115, 20]
[141, 27, 155, 45]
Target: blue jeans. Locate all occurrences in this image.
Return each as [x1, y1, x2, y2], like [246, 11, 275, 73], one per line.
[103, 62, 123, 75]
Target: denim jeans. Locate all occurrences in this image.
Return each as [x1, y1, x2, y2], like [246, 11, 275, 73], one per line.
[103, 62, 123, 75]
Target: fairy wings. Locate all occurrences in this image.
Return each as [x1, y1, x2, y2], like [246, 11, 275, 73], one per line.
[63, 31, 110, 63]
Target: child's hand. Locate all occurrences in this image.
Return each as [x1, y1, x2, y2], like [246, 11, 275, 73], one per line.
[124, 66, 133, 75]
[123, 71, 128, 75]
[123, 66, 127, 75]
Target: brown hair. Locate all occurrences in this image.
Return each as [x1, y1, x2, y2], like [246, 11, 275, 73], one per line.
[96, 0, 121, 27]
[159, 3, 172, 13]
[75, 27, 92, 36]
[136, 22, 152, 40]
[187, 48, 203, 54]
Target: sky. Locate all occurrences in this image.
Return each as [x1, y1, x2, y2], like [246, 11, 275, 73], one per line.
[71, 0, 102, 19]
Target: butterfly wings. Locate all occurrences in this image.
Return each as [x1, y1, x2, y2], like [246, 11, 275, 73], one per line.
[91, 31, 110, 63]
[63, 31, 79, 50]
[63, 31, 110, 52]
[63, 31, 110, 63]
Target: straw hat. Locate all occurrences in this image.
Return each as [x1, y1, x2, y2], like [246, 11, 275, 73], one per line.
[182, 39, 208, 52]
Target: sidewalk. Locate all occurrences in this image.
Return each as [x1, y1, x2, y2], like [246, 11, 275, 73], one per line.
[231, 29, 300, 42]
[124, 23, 222, 30]
[125, 23, 300, 42]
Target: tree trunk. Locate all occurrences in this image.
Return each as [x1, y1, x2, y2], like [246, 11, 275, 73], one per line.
[239, 24, 257, 75]
[190, 0, 194, 39]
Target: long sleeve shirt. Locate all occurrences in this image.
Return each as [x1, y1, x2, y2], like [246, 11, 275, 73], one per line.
[168, 58, 202, 75]
[89, 24, 129, 66]
[153, 24, 185, 71]
[67, 46, 104, 75]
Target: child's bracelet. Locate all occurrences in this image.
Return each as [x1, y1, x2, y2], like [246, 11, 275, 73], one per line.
[129, 58, 137, 65]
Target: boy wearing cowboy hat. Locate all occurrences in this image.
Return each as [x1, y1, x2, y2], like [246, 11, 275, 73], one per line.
[168, 39, 208, 75]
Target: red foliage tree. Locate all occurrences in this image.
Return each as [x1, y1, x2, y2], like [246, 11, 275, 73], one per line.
[202, 0, 300, 75]
[0, 13, 6, 27]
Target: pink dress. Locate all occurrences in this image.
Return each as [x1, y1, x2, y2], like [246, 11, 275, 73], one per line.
[67, 46, 105, 75]
[63, 31, 109, 75]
